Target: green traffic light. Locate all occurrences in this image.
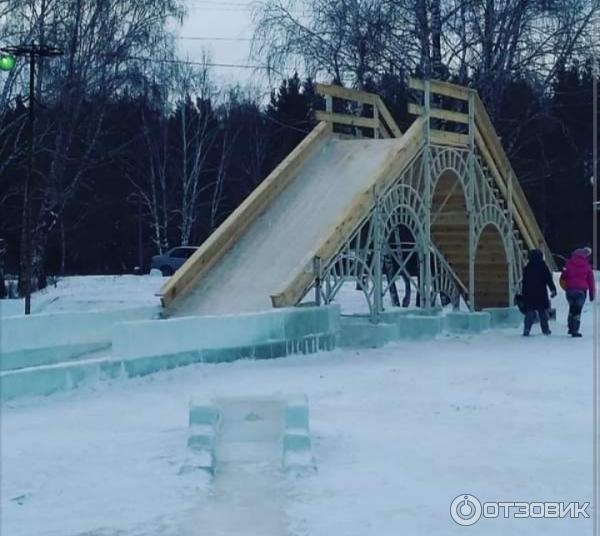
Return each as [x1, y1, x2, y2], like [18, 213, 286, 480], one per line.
[0, 54, 16, 71]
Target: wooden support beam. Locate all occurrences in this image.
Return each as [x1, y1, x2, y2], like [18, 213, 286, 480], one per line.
[379, 122, 392, 139]
[476, 290, 511, 298]
[460, 260, 508, 268]
[315, 111, 379, 130]
[408, 103, 469, 125]
[409, 78, 472, 101]
[474, 127, 535, 250]
[315, 83, 378, 106]
[375, 97, 403, 138]
[432, 229, 470, 237]
[158, 121, 332, 309]
[430, 129, 470, 147]
[473, 94, 556, 270]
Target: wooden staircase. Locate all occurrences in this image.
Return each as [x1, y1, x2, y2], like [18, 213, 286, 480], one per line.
[431, 172, 470, 292]
[409, 78, 553, 311]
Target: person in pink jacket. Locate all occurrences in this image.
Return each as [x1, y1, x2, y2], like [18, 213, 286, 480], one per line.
[560, 247, 596, 337]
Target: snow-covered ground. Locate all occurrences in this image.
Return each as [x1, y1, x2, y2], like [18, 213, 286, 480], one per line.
[0, 275, 165, 316]
[1, 277, 597, 536]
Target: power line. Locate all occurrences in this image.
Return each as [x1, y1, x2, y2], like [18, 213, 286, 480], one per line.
[128, 56, 261, 70]
[124, 55, 290, 76]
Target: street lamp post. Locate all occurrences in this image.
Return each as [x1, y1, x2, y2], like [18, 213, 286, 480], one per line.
[594, 56, 598, 216]
[0, 42, 62, 315]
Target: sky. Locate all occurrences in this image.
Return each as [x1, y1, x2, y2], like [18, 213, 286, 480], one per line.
[175, 0, 268, 90]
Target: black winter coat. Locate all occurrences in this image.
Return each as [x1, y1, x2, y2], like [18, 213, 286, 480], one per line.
[522, 249, 556, 311]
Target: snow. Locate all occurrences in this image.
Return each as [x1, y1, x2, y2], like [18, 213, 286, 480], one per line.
[1, 288, 596, 536]
[0, 275, 164, 316]
[173, 138, 402, 317]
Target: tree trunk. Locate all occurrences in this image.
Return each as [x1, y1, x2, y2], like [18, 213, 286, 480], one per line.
[60, 218, 67, 275]
[415, 0, 431, 77]
[430, 0, 443, 78]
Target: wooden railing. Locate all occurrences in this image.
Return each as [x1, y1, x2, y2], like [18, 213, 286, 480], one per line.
[314, 83, 403, 139]
[408, 77, 556, 270]
[472, 93, 556, 269]
[408, 77, 473, 148]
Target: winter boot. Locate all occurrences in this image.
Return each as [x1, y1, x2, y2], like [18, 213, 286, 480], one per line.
[523, 311, 535, 337]
[570, 315, 582, 337]
[539, 310, 550, 335]
[567, 314, 575, 335]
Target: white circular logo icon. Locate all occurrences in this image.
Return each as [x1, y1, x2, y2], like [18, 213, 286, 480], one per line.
[451, 494, 482, 526]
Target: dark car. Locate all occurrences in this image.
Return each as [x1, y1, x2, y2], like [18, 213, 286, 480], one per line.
[150, 246, 198, 276]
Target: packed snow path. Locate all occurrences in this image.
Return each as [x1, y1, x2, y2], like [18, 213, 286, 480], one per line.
[172, 138, 401, 316]
[1, 294, 596, 536]
[181, 399, 289, 536]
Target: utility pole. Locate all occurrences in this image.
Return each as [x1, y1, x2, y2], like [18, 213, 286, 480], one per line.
[594, 56, 598, 218]
[0, 42, 63, 315]
[138, 197, 143, 273]
[592, 25, 599, 536]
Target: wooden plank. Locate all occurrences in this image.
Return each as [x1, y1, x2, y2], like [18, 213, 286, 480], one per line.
[408, 102, 422, 116]
[379, 122, 391, 139]
[333, 132, 362, 140]
[315, 110, 378, 130]
[409, 78, 471, 101]
[159, 121, 332, 309]
[375, 97, 403, 138]
[473, 94, 556, 270]
[476, 292, 509, 298]
[475, 277, 511, 284]
[315, 83, 378, 106]
[430, 129, 470, 147]
[408, 103, 469, 125]
[459, 261, 508, 268]
[409, 78, 425, 91]
[270, 118, 425, 308]
[432, 218, 471, 227]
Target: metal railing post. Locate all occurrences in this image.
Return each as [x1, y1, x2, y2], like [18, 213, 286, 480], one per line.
[422, 80, 432, 310]
[313, 256, 322, 306]
[467, 90, 476, 311]
[507, 171, 515, 305]
[372, 199, 383, 322]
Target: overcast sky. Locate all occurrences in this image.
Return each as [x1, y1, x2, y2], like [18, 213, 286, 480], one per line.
[175, 0, 265, 89]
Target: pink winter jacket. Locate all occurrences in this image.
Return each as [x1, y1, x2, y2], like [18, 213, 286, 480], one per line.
[562, 249, 596, 300]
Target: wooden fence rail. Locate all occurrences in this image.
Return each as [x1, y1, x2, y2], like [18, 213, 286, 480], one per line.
[314, 83, 402, 139]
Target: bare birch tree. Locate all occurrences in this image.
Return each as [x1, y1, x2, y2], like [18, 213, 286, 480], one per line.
[2, 0, 184, 287]
[253, 0, 598, 98]
[252, 0, 400, 88]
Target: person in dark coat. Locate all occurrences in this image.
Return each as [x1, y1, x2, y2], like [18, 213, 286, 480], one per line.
[521, 249, 557, 336]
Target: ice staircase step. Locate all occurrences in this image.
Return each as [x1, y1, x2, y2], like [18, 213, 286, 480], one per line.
[183, 394, 314, 475]
[216, 441, 283, 464]
[180, 395, 314, 535]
